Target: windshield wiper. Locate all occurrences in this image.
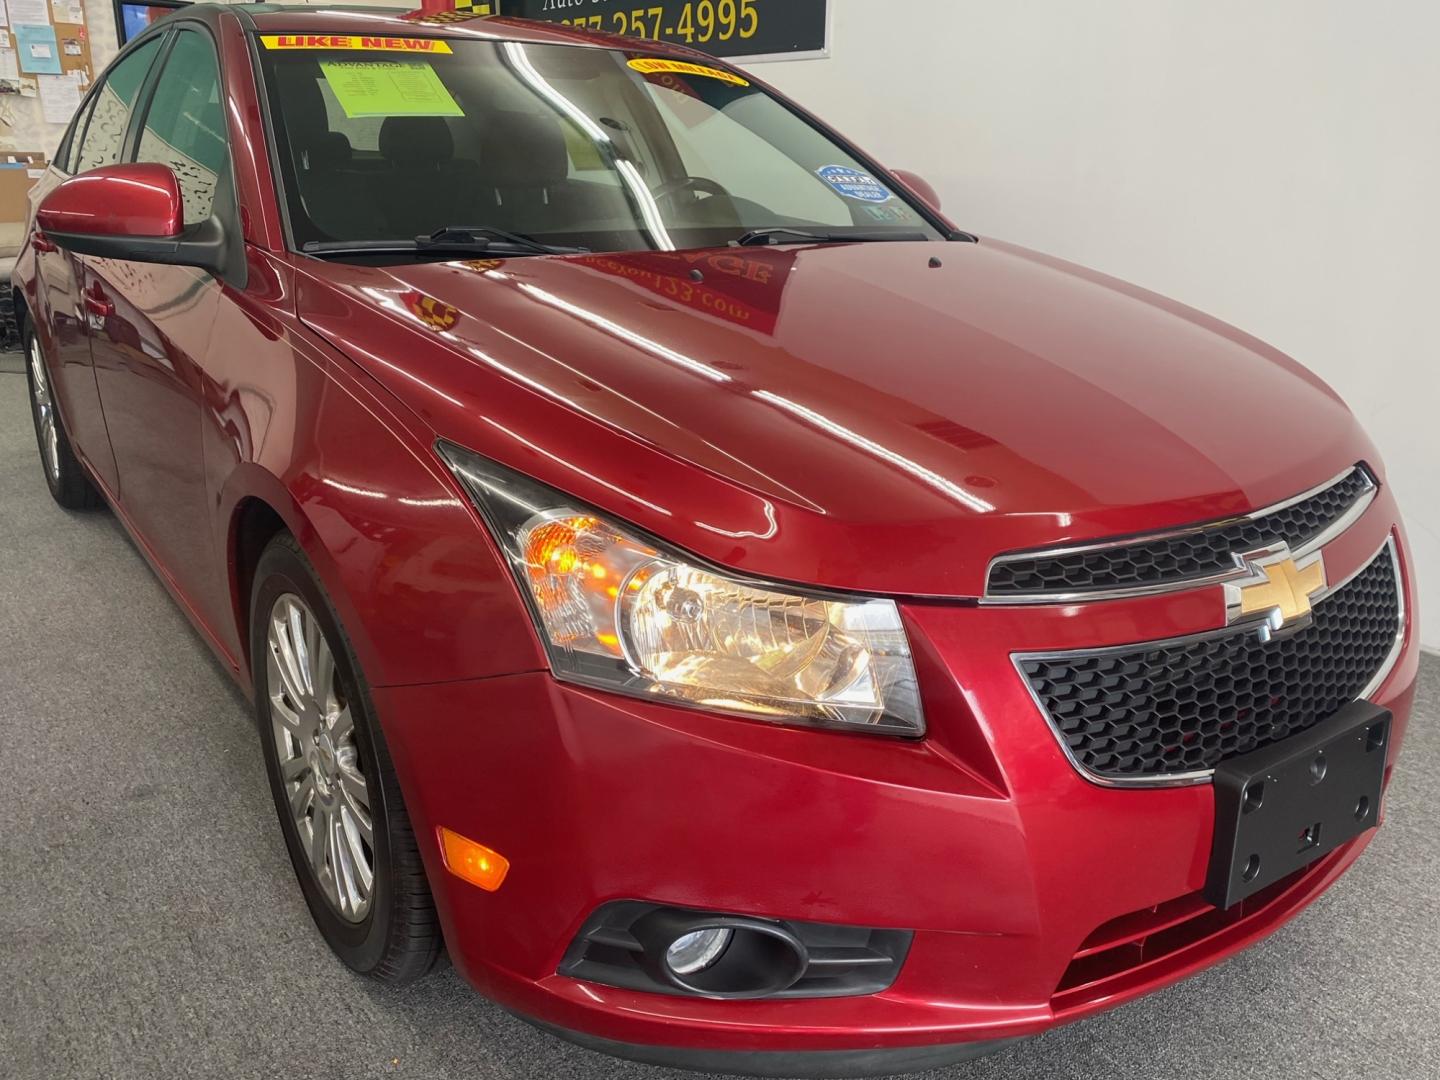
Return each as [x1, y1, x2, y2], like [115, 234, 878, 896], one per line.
[734, 227, 930, 247]
[302, 225, 588, 258]
[417, 225, 587, 255]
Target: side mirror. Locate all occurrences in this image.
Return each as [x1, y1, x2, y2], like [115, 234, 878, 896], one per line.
[37, 163, 236, 280]
[892, 169, 942, 213]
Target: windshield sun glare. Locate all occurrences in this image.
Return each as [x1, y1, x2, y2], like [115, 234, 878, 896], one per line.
[255, 35, 943, 258]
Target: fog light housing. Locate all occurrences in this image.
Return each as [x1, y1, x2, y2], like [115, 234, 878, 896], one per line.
[666, 928, 733, 975]
[631, 910, 809, 998]
[561, 901, 913, 1000]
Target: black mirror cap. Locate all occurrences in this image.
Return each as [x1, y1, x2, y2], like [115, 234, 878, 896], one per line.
[47, 215, 231, 278]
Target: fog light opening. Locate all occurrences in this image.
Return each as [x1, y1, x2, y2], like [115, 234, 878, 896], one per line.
[630, 909, 809, 998]
[665, 928, 733, 976]
[659, 922, 807, 998]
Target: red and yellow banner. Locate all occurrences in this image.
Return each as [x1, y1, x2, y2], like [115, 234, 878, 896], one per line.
[260, 35, 454, 53]
[403, 291, 461, 332]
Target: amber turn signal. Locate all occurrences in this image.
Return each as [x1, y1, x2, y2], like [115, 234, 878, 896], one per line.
[439, 827, 510, 892]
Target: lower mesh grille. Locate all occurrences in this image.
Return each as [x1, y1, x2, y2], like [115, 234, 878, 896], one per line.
[1018, 541, 1401, 782]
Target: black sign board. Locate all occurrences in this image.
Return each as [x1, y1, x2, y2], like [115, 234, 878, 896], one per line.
[500, 0, 828, 60]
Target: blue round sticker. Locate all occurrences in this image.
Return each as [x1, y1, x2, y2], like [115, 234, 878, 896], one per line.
[817, 165, 893, 203]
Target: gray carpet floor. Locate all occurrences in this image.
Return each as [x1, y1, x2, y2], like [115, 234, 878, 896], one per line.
[1, 367, 1436, 1080]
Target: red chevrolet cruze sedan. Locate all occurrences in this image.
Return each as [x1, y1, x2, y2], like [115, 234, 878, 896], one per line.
[15, 5, 1418, 1075]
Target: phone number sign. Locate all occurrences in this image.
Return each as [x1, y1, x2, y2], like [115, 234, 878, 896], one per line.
[502, 0, 829, 60]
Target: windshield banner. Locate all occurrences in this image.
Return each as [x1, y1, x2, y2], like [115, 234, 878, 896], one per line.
[260, 35, 455, 53]
[625, 57, 749, 86]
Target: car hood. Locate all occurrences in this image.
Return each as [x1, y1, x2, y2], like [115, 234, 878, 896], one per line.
[295, 239, 1374, 597]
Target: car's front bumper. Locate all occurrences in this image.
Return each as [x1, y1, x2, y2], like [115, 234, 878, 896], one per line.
[373, 506, 1419, 1072]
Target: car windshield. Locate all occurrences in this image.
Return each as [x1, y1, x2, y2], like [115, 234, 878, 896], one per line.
[255, 35, 944, 256]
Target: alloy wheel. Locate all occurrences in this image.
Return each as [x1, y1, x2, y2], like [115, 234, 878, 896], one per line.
[267, 594, 375, 923]
[27, 336, 60, 483]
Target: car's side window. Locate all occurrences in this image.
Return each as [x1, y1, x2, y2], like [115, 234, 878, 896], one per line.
[72, 36, 163, 174]
[56, 93, 97, 174]
[136, 29, 230, 228]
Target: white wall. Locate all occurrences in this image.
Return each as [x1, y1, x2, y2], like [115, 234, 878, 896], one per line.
[85, 0, 121, 75]
[759, 0, 1439, 650]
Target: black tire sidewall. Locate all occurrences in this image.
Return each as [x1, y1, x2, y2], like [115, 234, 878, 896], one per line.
[24, 329, 66, 503]
[250, 538, 397, 974]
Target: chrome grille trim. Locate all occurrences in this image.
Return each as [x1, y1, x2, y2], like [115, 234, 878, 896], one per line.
[1012, 536, 1405, 789]
[983, 464, 1377, 605]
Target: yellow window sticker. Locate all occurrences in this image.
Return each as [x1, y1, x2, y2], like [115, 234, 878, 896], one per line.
[319, 60, 463, 119]
[260, 35, 453, 54]
[626, 58, 749, 87]
[562, 122, 606, 171]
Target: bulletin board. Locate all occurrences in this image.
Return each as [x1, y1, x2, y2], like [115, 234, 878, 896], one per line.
[1, 0, 96, 126]
[0, 0, 98, 222]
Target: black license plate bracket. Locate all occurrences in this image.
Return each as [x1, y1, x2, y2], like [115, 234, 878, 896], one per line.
[1205, 700, 1390, 909]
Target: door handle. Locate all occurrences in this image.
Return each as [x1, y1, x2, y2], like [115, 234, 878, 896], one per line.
[84, 293, 115, 318]
[33, 232, 57, 253]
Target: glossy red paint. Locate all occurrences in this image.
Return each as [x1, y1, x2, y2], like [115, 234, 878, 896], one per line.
[891, 168, 943, 212]
[376, 498, 1419, 1053]
[37, 164, 184, 240]
[294, 239, 1376, 598]
[11, 4, 1420, 1069]
[376, 655, 1399, 1047]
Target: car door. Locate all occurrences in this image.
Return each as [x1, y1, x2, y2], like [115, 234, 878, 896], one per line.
[84, 26, 233, 625]
[29, 35, 164, 496]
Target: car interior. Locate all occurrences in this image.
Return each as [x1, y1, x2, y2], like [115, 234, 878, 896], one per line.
[273, 49, 747, 248]
[263, 42, 915, 253]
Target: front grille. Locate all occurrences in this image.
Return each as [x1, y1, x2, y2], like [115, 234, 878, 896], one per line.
[1018, 541, 1401, 783]
[987, 466, 1375, 598]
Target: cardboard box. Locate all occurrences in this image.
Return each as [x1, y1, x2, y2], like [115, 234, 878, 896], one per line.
[0, 152, 48, 225]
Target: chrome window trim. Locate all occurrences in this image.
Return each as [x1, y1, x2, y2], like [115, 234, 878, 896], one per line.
[982, 464, 1377, 605]
[1012, 534, 1405, 790]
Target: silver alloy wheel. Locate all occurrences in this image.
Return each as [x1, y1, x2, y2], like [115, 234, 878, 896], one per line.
[27, 336, 60, 482]
[267, 593, 375, 923]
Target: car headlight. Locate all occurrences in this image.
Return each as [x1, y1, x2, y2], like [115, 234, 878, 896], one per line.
[439, 442, 924, 737]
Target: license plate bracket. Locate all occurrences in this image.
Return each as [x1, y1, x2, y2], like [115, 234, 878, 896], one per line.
[1205, 700, 1390, 909]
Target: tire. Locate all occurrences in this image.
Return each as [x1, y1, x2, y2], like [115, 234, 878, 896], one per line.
[250, 532, 442, 982]
[23, 327, 103, 510]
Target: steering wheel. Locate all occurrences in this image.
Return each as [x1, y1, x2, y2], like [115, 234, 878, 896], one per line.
[650, 175, 730, 205]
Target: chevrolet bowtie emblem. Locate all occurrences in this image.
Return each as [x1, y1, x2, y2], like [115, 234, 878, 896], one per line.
[1224, 545, 1327, 642]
